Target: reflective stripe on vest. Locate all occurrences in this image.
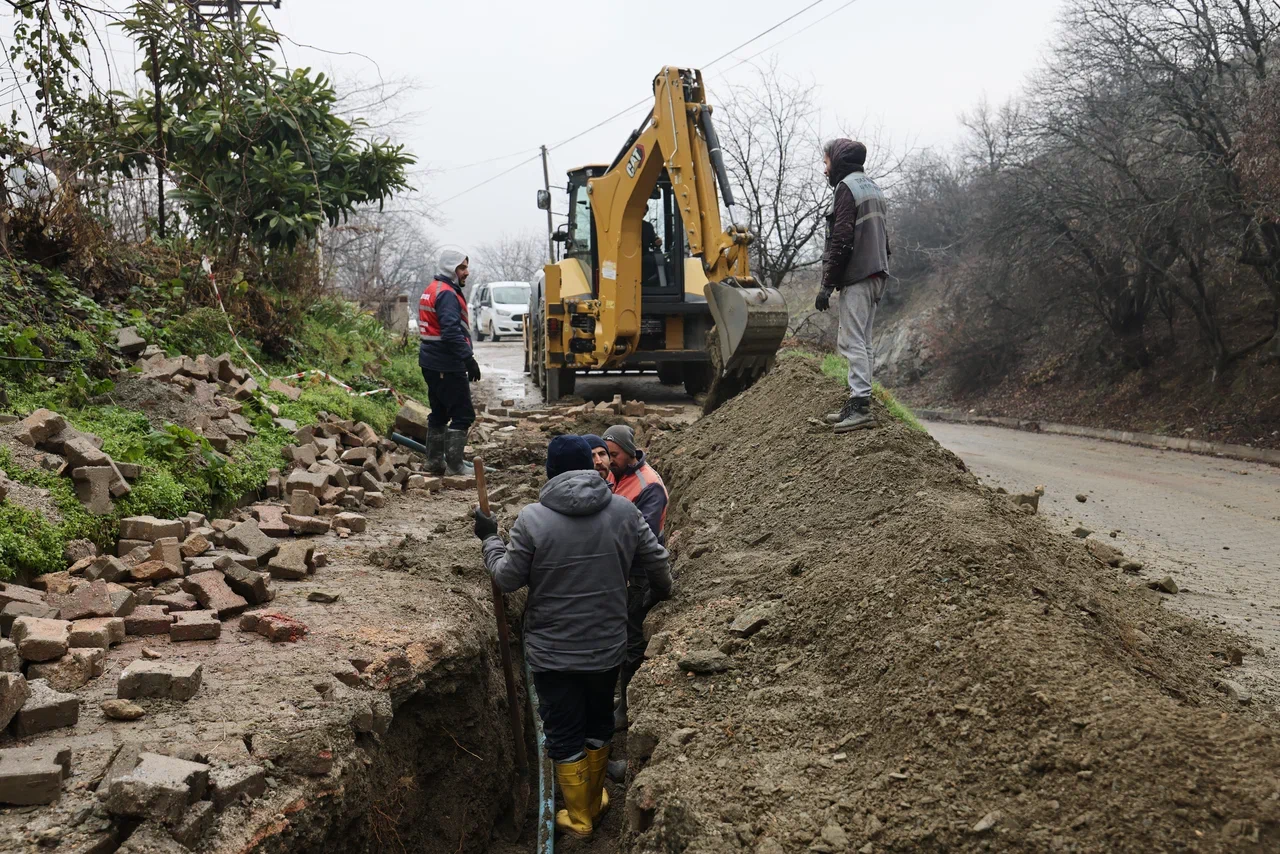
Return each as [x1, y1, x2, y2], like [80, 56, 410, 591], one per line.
[419, 279, 470, 343]
[614, 462, 668, 533]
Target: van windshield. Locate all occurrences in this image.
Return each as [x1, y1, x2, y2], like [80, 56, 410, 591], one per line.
[491, 286, 529, 305]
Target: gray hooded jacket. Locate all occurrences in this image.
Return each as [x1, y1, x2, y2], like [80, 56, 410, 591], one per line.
[482, 470, 672, 672]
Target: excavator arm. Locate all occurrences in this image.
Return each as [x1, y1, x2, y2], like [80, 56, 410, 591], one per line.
[584, 67, 788, 409]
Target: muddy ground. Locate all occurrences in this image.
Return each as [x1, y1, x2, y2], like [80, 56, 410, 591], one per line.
[4, 347, 1278, 853]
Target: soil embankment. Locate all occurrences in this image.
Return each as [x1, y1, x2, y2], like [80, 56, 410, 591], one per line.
[625, 358, 1279, 852]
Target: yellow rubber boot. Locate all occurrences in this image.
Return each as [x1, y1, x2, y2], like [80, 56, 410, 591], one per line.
[585, 744, 611, 820]
[554, 757, 593, 838]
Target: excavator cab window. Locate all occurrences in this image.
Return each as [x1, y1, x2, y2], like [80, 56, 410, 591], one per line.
[641, 172, 685, 303]
[568, 179, 593, 258]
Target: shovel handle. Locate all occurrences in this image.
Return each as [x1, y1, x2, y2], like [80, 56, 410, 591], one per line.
[475, 458, 527, 773]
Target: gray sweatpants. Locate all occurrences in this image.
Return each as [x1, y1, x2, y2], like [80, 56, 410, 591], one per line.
[837, 277, 883, 398]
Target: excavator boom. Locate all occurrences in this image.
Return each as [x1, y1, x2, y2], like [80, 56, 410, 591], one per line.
[531, 67, 788, 408]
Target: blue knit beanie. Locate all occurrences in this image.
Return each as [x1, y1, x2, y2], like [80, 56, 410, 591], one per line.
[582, 434, 607, 452]
[546, 434, 593, 479]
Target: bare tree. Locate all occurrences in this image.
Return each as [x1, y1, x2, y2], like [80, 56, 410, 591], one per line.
[323, 210, 436, 323]
[719, 60, 827, 291]
[472, 232, 546, 286]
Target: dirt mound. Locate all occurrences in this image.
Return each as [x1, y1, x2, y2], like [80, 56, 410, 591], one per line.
[626, 358, 1279, 853]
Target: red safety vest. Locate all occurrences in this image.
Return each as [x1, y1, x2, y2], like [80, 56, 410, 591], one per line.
[418, 279, 470, 342]
[614, 462, 668, 533]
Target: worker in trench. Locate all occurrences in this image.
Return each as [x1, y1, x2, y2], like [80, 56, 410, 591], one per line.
[418, 247, 483, 476]
[583, 434, 614, 484]
[813, 138, 892, 433]
[601, 424, 668, 754]
[473, 434, 672, 839]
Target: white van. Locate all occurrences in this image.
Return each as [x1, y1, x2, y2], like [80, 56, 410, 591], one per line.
[471, 281, 530, 341]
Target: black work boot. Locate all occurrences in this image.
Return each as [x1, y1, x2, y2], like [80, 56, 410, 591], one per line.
[444, 428, 475, 476]
[825, 395, 866, 424]
[424, 425, 446, 476]
[833, 396, 875, 433]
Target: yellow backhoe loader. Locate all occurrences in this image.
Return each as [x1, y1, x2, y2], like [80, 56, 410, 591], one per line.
[527, 66, 788, 411]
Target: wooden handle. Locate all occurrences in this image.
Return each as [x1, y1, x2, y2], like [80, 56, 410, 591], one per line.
[474, 458, 490, 515]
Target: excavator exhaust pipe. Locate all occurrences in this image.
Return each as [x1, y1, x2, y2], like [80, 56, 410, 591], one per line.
[702, 278, 789, 413]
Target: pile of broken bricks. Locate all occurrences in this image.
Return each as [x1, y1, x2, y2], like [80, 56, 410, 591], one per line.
[5, 408, 141, 516]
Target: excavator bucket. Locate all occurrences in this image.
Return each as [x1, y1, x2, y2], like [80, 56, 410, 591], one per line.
[702, 278, 790, 413]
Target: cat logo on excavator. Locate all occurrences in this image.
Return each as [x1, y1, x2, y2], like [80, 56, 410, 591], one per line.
[625, 144, 645, 179]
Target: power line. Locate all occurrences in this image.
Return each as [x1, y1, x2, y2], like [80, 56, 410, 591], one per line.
[718, 0, 862, 75]
[434, 152, 543, 206]
[438, 148, 541, 173]
[437, 0, 842, 207]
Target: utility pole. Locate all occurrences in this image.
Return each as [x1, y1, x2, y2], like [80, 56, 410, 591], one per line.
[149, 37, 166, 240]
[185, 0, 280, 29]
[540, 145, 555, 263]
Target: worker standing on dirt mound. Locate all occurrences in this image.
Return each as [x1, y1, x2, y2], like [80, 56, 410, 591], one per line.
[602, 423, 668, 741]
[418, 247, 483, 476]
[583, 434, 614, 485]
[473, 434, 671, 839]
[814, 138, 891, 433]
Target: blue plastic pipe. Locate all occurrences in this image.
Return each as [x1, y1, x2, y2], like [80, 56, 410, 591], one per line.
[525, 646, 555, 854]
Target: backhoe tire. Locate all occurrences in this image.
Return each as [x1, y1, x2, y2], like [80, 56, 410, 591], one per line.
[656, 363, 683, 385]
[683, 362, 712, 397]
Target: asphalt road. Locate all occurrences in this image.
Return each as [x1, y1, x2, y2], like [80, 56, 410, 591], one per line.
[928, 420, 1280, 700]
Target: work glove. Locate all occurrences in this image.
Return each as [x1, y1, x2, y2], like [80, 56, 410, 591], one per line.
[466, 356, 482, 382]
[814, 286, 834, 312]
[473, 507, 498, 541]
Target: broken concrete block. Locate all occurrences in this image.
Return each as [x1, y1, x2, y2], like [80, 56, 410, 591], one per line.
[130, 560, 182, 584]
[150, 536, 184, 571]
[71, 646, 105, 677]
[1, 600, 60, 635]
[108, 583, 138, 617]
[180, 533, 211, 559]
[332, 512, 367, 533]
[173, 799, 215, 847]
[153, 591, 199, 613]
[124, 605, 174, 637]
[118, 538, 151, 558]
[104, 752, 209, 823]
[0, 744, 70, 805]
[85, 555, 129, 583]
[209, 764, 267, 811]
[182, 571, 248, 618]
[365, 492, 387, 509]
[0, 639, 18, 672]
[284, 444, 319, 469]
[11, 679, 79, 736]
[395, 400, 430, 441]
[52, 579, 115, 621]
[267, 378, 302, 401]
[120, 516, 185, 543]
[442, 475, 476, 490]
[267, 541, 313, 581]
[0, 672, 29, 730]
[284, 514, 330, 535]
[72, 466, 115, 515]
[27, 651, 95, 692]
[70, 617, 126, 649]
[115, 326, 147, 355]
[289, 490, 321, 516]
[11, 615, 71, 662]
[242, 612, 308, 643]
[170, 611, 221, 642]
[218, 563, 274, 605]
[0, 583, 48, 610]
[223, 520, 278, 565]
[63, 435, 110, 468]
[251, 504, 291, 538]
[19, 409, 66, 446]
[118, 660, 203, 701]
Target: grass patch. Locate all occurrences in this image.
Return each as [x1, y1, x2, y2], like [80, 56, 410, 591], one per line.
[814, 352, 925, 432]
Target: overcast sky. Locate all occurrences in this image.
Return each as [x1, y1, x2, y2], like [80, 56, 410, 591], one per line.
[7, 0, 1068, 252]
[261, 0, 1070, 252]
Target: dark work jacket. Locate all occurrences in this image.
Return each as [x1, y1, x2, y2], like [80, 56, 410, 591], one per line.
[418, 276, 473, 373]
[821, 142, 891, 289]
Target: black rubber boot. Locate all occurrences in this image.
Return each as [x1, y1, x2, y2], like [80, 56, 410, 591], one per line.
[444, 428, 474, 476]
[424, 425, 446, 476]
